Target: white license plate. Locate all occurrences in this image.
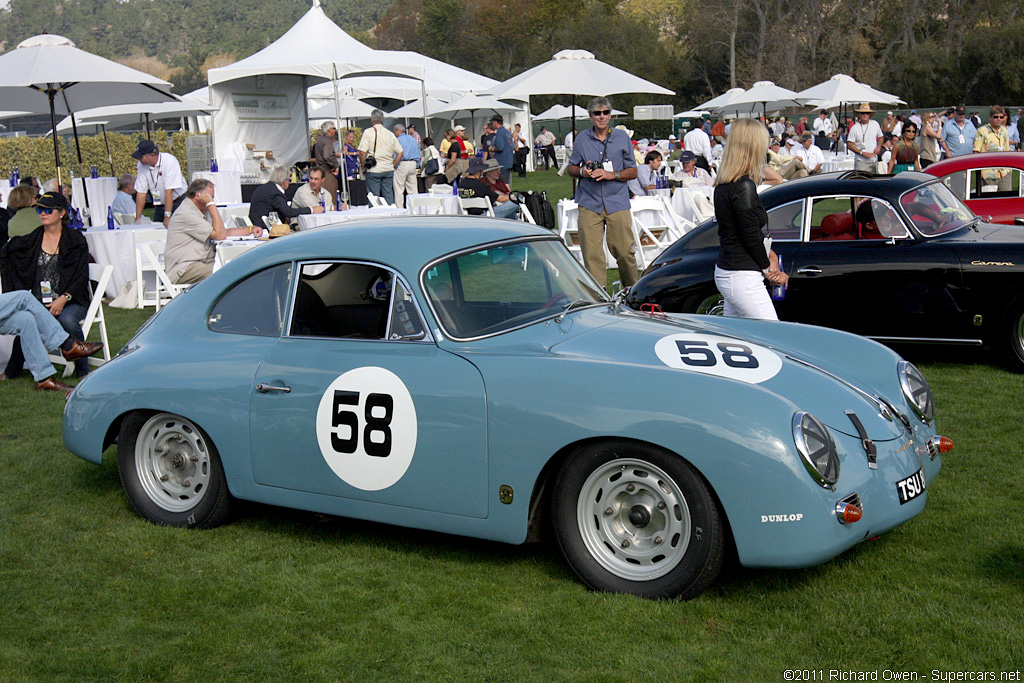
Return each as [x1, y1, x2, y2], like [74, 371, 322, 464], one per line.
[896, 468, 926, 505]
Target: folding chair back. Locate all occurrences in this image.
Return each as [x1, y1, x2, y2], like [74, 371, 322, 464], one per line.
[457, 196, 495, 217]
[132, 228, 169, 308]
[407, 195, 448, 215]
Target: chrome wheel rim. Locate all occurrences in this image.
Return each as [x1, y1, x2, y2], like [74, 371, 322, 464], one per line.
[134, 413, 211, 513]
[576, 458, 691, 581]
[696, 294, 725, 316]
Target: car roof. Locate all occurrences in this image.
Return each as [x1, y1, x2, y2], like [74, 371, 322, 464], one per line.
[924, 151, 1024, 175]
[758, 171, 936, 206]
[218, 215, 553, 277]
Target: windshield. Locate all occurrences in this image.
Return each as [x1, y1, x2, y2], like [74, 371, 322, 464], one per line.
[422, 238, 611, 339]
[900, 181, 976, 236]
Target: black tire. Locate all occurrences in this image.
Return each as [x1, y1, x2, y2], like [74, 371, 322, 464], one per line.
[1000, 296, 1024, 372]
[687, 291, 725, 316]
[550, 441, 725, 599]
[117, 411, 233, 528]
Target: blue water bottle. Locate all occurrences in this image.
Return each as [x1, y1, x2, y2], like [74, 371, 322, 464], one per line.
[771, 254, 786, 301]
[91, 165, 98, 179]
[13, 166, 20, 185]
[319, 196, 325, 211]
[107, 206, 115, 230]
[210, 158, 218, 172]
[336, 191, 342, 211]
[452, 177, 458, 196]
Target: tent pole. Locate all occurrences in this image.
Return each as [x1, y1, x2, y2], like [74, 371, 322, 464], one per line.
[331, 68, 349, 204]
[571, 94, 577, 193]
[49, 91, 63, 193]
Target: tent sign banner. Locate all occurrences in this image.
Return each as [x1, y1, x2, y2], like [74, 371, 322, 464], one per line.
[232, 93, 292, 121]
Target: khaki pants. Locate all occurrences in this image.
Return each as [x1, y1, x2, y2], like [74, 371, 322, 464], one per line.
[393, 160, 418, 207]
[174, 261, 213, 285]
[781, 159, 809, 180]
[445, 158, 468, 182]
[578, 207, 637, 290]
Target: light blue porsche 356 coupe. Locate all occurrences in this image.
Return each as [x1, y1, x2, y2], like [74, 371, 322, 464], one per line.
[63, 217, 951, 599]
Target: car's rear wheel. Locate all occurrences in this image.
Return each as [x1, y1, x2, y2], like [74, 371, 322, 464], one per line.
[551, 441, 725, 599]
[117, 412, 232, 528]
[694, 292, 725, 316]
[1000, 297, 1024, 372]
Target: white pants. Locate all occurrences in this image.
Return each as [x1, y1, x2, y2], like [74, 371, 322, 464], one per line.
[714, 266, 778, 320]
[393, 160, 419, 208]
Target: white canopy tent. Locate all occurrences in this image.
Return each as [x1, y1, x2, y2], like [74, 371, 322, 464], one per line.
[533, 104, 625, 121]
[206, 4, 426, 169]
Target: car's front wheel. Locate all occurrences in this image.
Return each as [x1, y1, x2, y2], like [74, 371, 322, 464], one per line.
[117, 412, 233, 528]
[551, 441, 725, 599]
[1000, 296, 1024, 372]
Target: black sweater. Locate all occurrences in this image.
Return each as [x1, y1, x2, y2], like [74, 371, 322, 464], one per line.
[714, 176, 770, 272]
[0, 225, 92, 305]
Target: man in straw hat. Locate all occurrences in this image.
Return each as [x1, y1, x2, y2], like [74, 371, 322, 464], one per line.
[847, 103, 884, 172]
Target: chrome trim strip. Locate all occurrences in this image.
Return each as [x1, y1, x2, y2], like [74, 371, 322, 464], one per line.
[867, 335, 984, 345]
[785, 355, 894, 422]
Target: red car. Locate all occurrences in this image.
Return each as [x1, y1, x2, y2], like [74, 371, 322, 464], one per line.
[925, 152, 1024, 225]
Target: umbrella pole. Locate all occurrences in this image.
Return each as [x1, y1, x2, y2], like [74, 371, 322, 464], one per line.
[145, 113, 151, 140]
[103, 125, 115, 177]
[571, 94, 577, 194]
[71, 113, 84, 164]
[49, 91, 63, 193]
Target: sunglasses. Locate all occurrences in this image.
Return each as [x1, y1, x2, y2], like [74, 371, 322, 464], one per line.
[35, 207, 58, 215]
[992, 114, 1006, 119]
[590, 110, 611, 117]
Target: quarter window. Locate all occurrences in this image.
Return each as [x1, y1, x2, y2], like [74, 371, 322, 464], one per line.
[766, 201, 803, 241]
[967, 168, 1022, 199]
[208, 264, 292, 336]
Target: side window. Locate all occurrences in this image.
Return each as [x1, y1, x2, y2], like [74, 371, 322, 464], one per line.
[809, 197, 855, 241]
[862, 200, 909, 239]
[290, 262, 393, 340]
[940, 170, 967, 199]
[968, 168, 1021, 199]
[209, 263, 291, 336]
[766, 201, 803, 241]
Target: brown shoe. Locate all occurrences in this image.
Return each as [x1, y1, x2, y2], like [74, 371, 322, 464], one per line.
[61, 340, 104, 362]
[36, 376, 74, 392]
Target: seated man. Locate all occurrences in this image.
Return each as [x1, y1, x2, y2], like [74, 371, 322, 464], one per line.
[248, 166, 323, 229]
[795, 132, 825, 174]
[459, 158, 520, 219]
[166, 179, 264, 285]
[855, 200, 904, 239]
[674, 150, 713, 186]
[111, 174, 137, 216]
[767, 139, 809, 180]
[0, 290, 103, 391]
[291, 167, 333, 212]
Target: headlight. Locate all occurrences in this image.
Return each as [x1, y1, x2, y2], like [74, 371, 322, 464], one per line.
[898, 361, 934, 423]
[792, 412, 839, 489]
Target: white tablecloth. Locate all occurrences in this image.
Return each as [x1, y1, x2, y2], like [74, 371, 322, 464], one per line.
[71, 177, 118, 227]
[83, 223, 163, 299]
[192, 171, 243, 205]
[405, 193, 460, 215]
[822, 157, 855, 173]
[0, 179, 10, 209]
[670, 185, 715, 226]
[297, 206, 409, 230]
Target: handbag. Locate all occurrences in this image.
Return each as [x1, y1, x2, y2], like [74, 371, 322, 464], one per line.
[423, 150, 439, 176]
[364, 128, 378, 170]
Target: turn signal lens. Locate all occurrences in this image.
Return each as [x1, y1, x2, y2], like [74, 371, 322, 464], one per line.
[835, 502, 863, 524]
[926, 435, 954, 459]
[938, 436, 954, 453]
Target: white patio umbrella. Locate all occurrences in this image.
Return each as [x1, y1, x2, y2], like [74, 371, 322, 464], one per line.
[308, 98, 379, 122]
[388, 97, 449, 119]
[432, 94, 521, 141]
[723, 81, 800, 118]
[533, 104, 625, 121]
[674, 109, 710, 119]
[695, 88, 746, 112]
[489, 49, 674, 181]
[0, 34, 176, 188]
[794, 74, 897, 107]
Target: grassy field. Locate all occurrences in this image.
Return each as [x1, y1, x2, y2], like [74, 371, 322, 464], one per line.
[2, 246, 1023, 681]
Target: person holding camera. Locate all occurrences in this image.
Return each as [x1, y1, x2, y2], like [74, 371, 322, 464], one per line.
[567, 97, 639, 290]
[358, 109, 404, 205]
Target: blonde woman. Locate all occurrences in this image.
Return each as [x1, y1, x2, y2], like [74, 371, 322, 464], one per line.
[712, 118, 787, 320]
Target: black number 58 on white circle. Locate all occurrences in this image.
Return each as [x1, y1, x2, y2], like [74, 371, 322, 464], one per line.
[655, 334, 782, 383]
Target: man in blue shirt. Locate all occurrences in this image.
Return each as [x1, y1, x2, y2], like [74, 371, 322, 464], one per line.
[393, 123, 422, 208]
[568, 96, 639, 290]
[111, 174, 137, 216]
[941, 107, 977, 158]
[489, 114, 514, 186]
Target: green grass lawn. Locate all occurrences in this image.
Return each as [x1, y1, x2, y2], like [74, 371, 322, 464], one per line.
[2, 239, 1023, 680]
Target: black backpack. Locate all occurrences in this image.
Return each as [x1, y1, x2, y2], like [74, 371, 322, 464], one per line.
[519, 190, 556, 230]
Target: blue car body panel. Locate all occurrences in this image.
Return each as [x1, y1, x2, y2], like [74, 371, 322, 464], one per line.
[63, 217, 942, 568]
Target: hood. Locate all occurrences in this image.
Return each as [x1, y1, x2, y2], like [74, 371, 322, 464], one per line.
[548, 307, 908, 442]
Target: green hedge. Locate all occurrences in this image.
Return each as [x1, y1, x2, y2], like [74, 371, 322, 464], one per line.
[0, 131, 193, 183]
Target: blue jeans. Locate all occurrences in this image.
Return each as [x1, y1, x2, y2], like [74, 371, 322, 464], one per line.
[56, 302, 88, 374]
[365, 171, 395, 205]
[494, 201, 520, 220]
[0, 291, 69, 381]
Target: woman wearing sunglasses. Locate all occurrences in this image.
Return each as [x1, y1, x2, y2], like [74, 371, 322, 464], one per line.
[888, 121, 921, 174]
[1, 191, 93, 378]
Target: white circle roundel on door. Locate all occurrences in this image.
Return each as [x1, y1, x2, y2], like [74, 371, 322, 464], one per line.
[655, 333, 782, 383]
[315, 367, 418, 491]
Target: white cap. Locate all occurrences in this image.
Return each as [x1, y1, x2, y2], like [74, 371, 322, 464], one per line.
[454, 125, 465, 131]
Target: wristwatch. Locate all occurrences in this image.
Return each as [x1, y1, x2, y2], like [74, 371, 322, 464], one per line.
[614, 171, 620, 180]
[64, 293, 72, 302]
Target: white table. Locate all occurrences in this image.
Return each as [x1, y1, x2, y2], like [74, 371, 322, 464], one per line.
[83, 223, 162, 299]
[71, 176, 118, 227]
[0, 179, 11, 209]
[406, 193, 460, 215]
[670, 185, 715, 226]
[193, 171, 243, 205]
[297, 206, 408, 230]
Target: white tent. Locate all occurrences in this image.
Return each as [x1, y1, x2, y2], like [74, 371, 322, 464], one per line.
[533, 104, 625, 121]
[206, 5, 426, 168]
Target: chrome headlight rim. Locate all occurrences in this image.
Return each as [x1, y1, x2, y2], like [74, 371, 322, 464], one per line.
[898, 361, 934, 423]
[792, 411, 840, 489]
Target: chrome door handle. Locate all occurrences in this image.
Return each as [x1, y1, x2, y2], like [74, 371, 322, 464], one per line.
[256, 383, 291, 394]
[796, 266, 822, 275]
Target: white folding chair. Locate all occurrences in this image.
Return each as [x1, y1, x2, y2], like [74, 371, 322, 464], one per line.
[518, 202, 537, 224]
[114, 213, 136, 226]
[216, 241, 258, 267]
[406, 195, 448, 215]
[233, 215, 253, 228]
[138, 241, 187, 311]
[457, 196, 495, 217]
[132, 228, 169, 308]
[48, 263, 113, 377]
[367, 193, 385, 208]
